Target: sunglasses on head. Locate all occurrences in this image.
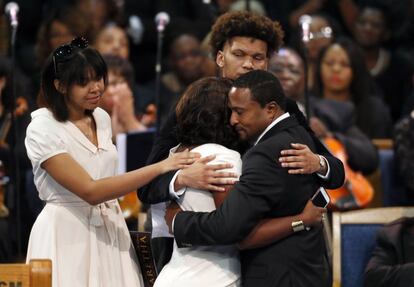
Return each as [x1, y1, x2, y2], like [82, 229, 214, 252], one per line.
[53, 36, 89, 77]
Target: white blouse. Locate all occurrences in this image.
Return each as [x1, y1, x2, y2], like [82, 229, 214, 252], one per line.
[25, 107, 118, 203]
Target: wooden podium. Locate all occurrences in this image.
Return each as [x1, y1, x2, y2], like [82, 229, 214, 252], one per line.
[0, 259, 52, 287]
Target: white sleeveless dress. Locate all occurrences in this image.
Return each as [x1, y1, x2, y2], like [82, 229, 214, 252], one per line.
[154, 143, 242, 287]
[25, 107, 144, 287]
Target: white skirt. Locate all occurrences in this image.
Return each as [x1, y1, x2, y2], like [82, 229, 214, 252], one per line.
[26, 200, 144, 287]
[154, 242, 241, 287]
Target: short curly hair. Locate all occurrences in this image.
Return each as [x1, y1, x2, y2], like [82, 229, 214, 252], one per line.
[210, 11, 284, 58]
[175, 77, 239, 149]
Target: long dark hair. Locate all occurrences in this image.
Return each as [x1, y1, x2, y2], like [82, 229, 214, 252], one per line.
[39, 46, 107, 122]
[175, 77, 239, 149]
[314, 37, 374, 105]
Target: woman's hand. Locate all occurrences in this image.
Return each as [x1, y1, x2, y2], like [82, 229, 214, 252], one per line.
[112, 83, 147, 132]
[158, 149, 201, 173]
[175, 156, 236, 192]
[111, 96, 124, 135]
[301, 200, 326, 227]
[141, 104, 157, 127]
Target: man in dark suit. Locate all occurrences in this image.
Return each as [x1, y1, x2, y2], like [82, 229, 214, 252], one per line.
[364, 217, 414, 287]
[166, 70, 330, 287]
[139, 11, 344, 273]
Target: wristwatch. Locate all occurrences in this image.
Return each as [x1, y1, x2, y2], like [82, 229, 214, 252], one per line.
[318, 155, 326, 171]
[292, 220, 305, 232]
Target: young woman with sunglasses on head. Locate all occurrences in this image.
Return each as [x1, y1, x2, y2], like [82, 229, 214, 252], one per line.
[24, 37, 198, 287]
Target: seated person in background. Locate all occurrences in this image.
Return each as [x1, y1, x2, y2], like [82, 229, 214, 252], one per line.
[93, 22, 130, 60]
[394, 110, 414, 204]
[289, 13, 341, 91]
[36, 6, 93, 68]
[0, 56, 32, 262]
[364, 217, 414, 287]
[100, 55, 147, 136]
[93, 23, 155, 127]
[78, 0, 122, 36]
[352, 2, 414, 123]
[270, 47, 378, 175]
[145, 29, 205, 126]
[313, 37, 392, 139]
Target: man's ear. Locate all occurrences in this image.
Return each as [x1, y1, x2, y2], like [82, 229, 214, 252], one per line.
[54, 79, 66, 94]
[266, 101, 279, 119]
[216, 51, 224, 68]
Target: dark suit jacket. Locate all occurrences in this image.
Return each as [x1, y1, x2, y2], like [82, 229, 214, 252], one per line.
[173, 116, 330, 287]
[364, 217, 414, 287]
[138, 110, 345, 204]
[138, 111, 178, 203]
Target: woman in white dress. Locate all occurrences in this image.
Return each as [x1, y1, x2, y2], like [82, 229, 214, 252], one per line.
[154, 77, 326, 287]
[24, 37, 197, 287]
